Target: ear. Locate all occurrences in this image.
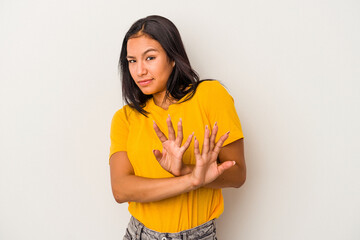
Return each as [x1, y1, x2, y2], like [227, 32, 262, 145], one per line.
[172, 61, 175, 67]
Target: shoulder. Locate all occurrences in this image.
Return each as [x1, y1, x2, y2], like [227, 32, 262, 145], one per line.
[196, 80, 232, 99]
[111, 105, 136, 123]
[197, 79, 223, 90]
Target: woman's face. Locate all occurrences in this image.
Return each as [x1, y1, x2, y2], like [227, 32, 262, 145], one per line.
[126, 35, 174, 101]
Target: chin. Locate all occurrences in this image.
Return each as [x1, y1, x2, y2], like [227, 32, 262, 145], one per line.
[139, 88, 155, 96]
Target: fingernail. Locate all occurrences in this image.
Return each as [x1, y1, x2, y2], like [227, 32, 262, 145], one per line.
[227, 131, 230, 135]
[179, 118, 182, 122]
[233, 161, 236, 165]
[205, 125, 208, 130]
[215, 122, 217, 126]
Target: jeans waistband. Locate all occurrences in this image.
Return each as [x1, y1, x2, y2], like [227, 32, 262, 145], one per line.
[124, 216, 217, 240]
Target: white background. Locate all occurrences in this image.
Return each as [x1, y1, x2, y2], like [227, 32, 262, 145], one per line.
[1, 0, 359, 239]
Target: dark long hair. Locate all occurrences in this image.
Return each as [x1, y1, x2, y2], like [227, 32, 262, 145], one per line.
[119, 15, 200, 116]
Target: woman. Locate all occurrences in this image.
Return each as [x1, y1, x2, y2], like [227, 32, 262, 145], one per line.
[109, 15, 246, 240]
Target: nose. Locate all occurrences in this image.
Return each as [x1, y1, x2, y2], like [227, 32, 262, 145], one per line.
[136, 61, 147, 76]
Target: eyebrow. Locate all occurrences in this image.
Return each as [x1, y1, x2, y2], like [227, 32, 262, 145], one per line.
[127, 48, 159, 59]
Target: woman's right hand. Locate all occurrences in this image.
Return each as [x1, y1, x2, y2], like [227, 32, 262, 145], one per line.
[153, 115, 194, 176]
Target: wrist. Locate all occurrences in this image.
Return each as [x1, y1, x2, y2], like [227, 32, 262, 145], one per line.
[184, 172, 201, 191]
[180, 164, 194, 175]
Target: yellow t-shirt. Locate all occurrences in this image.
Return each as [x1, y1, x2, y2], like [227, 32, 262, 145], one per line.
[109, 80, 243, 232]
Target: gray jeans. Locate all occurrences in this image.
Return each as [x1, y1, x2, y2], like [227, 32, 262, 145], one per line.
[123, 216, 217, 240]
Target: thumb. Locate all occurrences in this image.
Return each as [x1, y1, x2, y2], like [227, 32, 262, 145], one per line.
[152, 149, 163, 162]
[217, 161, 235, 175]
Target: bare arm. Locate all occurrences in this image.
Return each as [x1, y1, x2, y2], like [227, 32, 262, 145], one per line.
[109, 151, 194, 203]
[109, 131, 233, 204]
[205, 138, 246, 189]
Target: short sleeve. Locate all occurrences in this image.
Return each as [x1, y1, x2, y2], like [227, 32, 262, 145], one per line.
[199, 81, 244, 146]
[109, 107, 129, 159]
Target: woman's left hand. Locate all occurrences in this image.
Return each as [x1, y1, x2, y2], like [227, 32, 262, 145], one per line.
[190, 124, 235, 188]
[153, 116, 194, 176]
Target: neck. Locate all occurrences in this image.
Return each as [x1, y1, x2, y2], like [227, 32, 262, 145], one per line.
[153, 91, 175, 110]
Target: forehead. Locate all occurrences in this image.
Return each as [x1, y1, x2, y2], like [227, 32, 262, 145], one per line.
[127, 35, 164, 55]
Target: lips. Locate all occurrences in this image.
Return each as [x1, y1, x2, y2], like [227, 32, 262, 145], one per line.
[138, 79, 153, 87]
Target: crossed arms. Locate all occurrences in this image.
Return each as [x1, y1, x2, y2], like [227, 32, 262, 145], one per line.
[109, 116, 246, 203]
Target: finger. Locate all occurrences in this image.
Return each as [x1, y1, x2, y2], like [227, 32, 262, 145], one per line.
[217, 160, 236, 175]
[202, 125, 210, 154]
[152, 149, 163, 162]
[209, 122, 218, 150]
[181, 132, 194, 152]
[175, 118, 183, 146]
[194, 136, 200, 157]
[213, 131, 230, 154]
[167, 115, 176, 141]
[153, 121, 168, 143]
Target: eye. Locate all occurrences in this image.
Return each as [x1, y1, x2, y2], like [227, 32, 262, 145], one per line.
[146, 56, 155, 61]
[127, 59, 136, 63]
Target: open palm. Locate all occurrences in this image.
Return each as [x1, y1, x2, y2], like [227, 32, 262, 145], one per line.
[191, 124, 234, 187]
[153, 116, 193, 176]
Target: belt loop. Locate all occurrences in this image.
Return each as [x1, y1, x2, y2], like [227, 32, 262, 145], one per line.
[182, 232, 187, 240]
[135, 222, 144, 240]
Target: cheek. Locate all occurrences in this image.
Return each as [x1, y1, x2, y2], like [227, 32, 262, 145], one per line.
[161, 64, 173, 79]
[128, 65, 136, 78]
